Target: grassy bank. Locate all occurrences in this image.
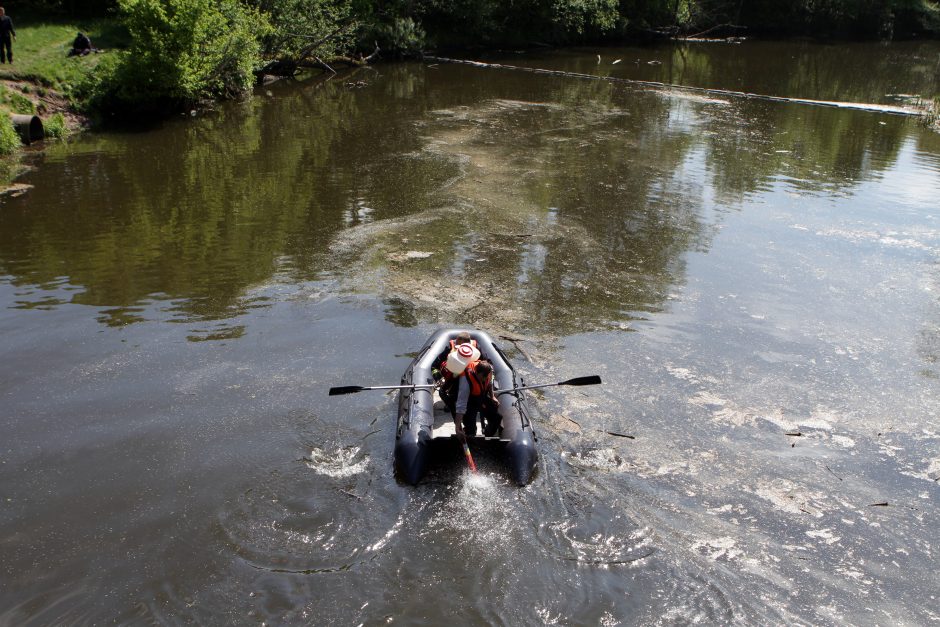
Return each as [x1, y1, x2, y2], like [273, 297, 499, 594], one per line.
[0, 20, 120, 121]
[0, 19, 121, 184]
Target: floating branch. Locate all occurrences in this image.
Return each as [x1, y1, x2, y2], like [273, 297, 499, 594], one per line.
[423, 56, 925, 117]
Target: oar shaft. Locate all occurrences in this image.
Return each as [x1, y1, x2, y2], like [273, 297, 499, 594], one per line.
[463, 443, 477, 472]
[328, 383, 436, 395]
[496, 375, 602, 395]
[362, 384, 435, 391]
[501, 382, 556, 392]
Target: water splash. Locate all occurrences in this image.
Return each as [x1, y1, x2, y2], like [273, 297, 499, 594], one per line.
[305, 446, 369, 478]
[561, 447, 633, 472]
[423, 471, 521, 553]
[463, 471, 496, 492]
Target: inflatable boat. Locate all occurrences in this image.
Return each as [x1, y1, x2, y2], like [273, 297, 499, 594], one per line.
[395, 329, 538, 485]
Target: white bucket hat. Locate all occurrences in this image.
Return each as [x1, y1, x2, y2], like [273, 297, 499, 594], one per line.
[446, 342, 481, 375]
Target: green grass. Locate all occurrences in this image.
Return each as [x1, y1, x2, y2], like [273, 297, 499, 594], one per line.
[0, 19, 122, 97]
[0, 19, 124, 173]
[0, 85, 36, 113]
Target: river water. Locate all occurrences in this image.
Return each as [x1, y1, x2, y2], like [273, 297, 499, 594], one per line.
[2, 40, 939, 625]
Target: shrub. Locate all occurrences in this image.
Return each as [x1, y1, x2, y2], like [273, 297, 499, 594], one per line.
[0, 116, 21, 155]
[364, 16, 426, 54]
[105, 0, 271, 111]
[44, 113, 68, 139]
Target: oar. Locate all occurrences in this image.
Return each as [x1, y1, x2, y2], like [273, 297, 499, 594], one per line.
[328, 383, 436, 396]
[496, 375, 602, 395]
[462, 442, 478, 472]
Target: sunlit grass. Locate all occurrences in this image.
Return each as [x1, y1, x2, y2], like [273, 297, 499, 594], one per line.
[0, 19, 122, 96]
[0, 19, 123, 178]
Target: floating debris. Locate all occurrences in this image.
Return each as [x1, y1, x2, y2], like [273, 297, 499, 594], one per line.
[602, 430, 635, 440]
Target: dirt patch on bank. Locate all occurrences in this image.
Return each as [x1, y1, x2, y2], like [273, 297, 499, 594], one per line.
[2, 78, 88, 131]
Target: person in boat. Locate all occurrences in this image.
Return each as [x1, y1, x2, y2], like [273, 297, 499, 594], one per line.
[433, 332, 480, 410]
[453, 359, 501, 441]
[432, 331, 477, 382]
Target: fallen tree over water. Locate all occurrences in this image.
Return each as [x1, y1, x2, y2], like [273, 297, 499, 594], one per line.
[423, 55, 931, 119]
[256, 21, 380, 79]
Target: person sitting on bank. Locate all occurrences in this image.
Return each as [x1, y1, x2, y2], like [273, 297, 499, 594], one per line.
[68, 32, 100, 57]
[453, 359, 502, 441]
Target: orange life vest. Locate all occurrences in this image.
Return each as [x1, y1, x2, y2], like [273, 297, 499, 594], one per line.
[463, 360, 492, 397]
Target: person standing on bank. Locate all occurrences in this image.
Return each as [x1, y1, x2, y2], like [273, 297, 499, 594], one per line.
[0, 7, 15, 65]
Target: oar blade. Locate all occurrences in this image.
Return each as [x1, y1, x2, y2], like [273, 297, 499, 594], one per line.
[329, 385, 366, 396]
[560, 375, 602, 387]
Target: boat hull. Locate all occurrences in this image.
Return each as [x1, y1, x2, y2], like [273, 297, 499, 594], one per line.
[395, 329, 538, 485]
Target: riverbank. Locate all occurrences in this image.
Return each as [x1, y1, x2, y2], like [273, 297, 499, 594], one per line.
[1, 3, 939, 192]
[0, 20, 118, 184]
[0, 20, 117, 125]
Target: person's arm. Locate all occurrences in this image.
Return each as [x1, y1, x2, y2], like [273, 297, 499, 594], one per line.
[454, 377, 470, 442]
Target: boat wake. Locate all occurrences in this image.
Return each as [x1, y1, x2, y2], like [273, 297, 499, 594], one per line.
[421, 471, 525, 556]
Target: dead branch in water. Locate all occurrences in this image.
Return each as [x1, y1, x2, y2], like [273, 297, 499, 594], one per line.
[258, 17, 379, 79]
[824, 464, 843, 481]
[423, 56, 925, 117]
[602, 430, 635, 439]
[499, 334, 534, 362]
[682, 23, 747, 39]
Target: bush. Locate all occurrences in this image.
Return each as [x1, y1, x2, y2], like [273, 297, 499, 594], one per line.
[44, 113, 68, 139]
[0, 116, 21, 155]
[363, 16, 426, 54]
[102, 0, 271, 112]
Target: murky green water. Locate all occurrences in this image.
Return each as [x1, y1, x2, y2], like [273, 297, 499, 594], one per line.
[2, 40, 939, 624]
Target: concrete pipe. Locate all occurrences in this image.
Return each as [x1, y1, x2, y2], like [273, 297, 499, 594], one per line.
[11, 114, 45, 145]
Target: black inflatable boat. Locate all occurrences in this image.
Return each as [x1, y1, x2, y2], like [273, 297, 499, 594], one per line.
[395, 329, 538, 485]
